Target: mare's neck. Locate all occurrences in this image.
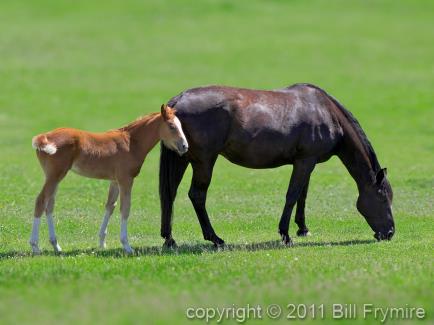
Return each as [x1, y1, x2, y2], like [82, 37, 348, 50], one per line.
[337, 131, 375, 193]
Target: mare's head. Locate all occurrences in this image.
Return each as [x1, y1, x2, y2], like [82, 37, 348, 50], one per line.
[357, 168, 395, 240]
[159, 104, 188, 155]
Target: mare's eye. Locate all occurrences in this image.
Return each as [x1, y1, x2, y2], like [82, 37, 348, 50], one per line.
[169, 124, 176, 130]
[377, 189, 387, 201]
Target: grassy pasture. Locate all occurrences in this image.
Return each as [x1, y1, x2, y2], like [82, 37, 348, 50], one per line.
[0, 0, 433, 324]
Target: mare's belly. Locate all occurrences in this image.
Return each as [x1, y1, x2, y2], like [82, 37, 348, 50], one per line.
[222, 133, 296, 168]
[221, 125, 338, 168]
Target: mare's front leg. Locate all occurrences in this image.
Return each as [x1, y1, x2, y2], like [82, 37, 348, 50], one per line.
[189, 157, 224, 247]
[295, 180, 311, 236]
[118, 177, 134, 254]
[98, 182, 119, 249]
[278, 158, 316, 246]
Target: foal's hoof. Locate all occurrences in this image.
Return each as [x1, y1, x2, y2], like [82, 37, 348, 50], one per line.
[31, 248, 41, 256]
[296, 229, 311, 237]
[163, 238, 178, 249]
[30, 243, 41, 255]
[50, 240, 62, 254]
[280, 234, 294, 247]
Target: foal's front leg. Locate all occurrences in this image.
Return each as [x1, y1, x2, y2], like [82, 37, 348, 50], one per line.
[118, 178, 134, 254]
[98, 182, 119, 249]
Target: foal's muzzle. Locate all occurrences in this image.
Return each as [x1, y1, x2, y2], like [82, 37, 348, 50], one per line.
[176, 141, 188, 155]
[374, 227, 395, 241]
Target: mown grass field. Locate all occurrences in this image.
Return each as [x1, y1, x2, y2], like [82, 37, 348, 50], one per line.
[0, 0, 433, 324]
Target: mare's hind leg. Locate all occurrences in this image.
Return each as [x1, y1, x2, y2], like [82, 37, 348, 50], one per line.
[188, 157, 224, 247]
[295, 180, 311, 237]
[98, 182, 119, 249]
[278, 158, 316, 246]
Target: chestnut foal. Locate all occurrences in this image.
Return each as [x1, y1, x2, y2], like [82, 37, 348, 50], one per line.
[30, 105, 188, 254]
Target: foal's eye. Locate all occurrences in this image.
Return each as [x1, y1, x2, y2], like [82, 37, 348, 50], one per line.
[169, 124, 176, 131]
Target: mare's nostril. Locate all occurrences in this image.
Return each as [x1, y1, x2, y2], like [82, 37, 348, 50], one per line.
[387, 228, 394, 240]
[374, 232, 382, 241]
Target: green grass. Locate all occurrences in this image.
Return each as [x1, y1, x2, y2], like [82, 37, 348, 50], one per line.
[0, 0, 433, 323]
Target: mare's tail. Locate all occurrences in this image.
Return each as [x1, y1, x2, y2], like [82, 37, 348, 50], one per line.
[159, 143, 189, 239]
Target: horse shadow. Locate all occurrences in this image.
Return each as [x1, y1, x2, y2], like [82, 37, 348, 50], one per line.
[0, 239, 375, 259]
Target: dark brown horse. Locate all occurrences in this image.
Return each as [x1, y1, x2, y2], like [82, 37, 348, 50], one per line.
[159, 83, 394, 248]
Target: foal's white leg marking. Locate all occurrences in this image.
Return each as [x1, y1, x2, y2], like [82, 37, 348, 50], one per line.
[99, 211, 111, 249]
[47, 214, 62, 253]
[120, 218, 132, 254]
[45, 192, 62, 253]
[99, 182, 119, 249]
[29, 217, 41, 254]
[119, 180, 134, 254]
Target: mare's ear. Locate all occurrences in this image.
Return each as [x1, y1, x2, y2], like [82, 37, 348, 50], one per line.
[161, 104, 169, 120]
[376, 168, 387, 185]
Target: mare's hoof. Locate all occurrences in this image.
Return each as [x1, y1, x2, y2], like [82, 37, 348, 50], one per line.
[209, 235, 225, 249]
[213, 240, 226, 250]
[163, 238, 178, 249]
[280, 234, 294, 247]
[296, 229, 311, 237]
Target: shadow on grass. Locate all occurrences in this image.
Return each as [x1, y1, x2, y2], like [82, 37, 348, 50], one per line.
[0, 239, 375, 259]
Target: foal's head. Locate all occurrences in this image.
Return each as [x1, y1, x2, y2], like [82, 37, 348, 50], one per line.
[357, 168, 395, 241]
[159, 104, 189, 155]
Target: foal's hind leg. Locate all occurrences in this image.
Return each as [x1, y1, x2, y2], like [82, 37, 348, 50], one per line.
[278, 158, 316, 246]
[30, 176, 63, 254]
[98, 182, 119, 249]
[46, 190, 62, 253]
[295, 180, 311, 237]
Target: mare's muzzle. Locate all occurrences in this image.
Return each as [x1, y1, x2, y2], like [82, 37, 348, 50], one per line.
[374, 227, 395, 241]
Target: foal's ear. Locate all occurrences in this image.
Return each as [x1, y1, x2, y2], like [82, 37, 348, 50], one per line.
[161, 104, 169, 120]
[376, 168, 387, 185]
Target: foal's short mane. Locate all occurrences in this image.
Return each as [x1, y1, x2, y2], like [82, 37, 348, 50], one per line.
[118, 113, 160, 132]
[297, 83, 381, 172]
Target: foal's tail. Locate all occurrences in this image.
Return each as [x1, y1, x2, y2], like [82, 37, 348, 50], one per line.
[32, 134, 57, 155]
[159, 143, 189, 239]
